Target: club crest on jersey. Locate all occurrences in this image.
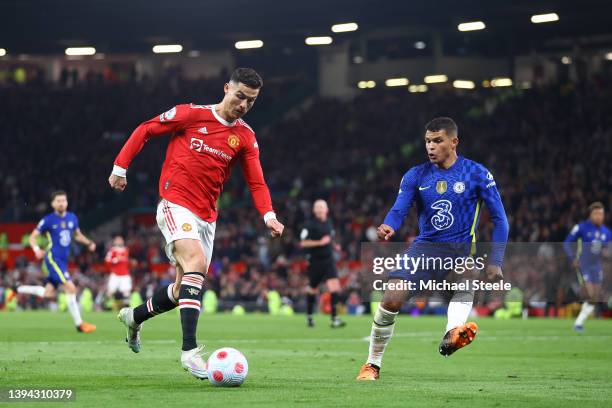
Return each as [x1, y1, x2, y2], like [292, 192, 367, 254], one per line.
[160, 106, 177, 122]
[228, 134, 240, 149]
[453, 181, 465, 194]
[436, 180, 447, 194]
[182, 223, 192, 232]
[68, 221, 74, 228]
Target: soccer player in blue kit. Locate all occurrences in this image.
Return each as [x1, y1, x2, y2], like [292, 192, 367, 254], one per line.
[564, 202, 611, 332]
[18, 191, 97, 333]
[357, 117, 509, 380]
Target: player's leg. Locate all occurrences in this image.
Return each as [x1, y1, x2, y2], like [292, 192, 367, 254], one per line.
[357, 281, 409, 381]
[174, 238, 209, 380]
[119, 275, 132, 307]
[17, 285, 46, 297]
[326, 277, 346, 328]
[306, 285, 318, 327]
[63, 280, 96, 333]
[439, 289, 478, 356]
[574, 275, 601, 331]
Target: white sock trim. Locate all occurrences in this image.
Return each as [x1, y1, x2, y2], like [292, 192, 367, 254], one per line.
[374, 305, 398, 326]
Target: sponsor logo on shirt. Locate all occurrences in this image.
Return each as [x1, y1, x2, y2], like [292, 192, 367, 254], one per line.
[189, 137, 233, 161]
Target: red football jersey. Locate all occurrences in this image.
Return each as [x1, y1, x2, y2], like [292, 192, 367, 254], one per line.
[105, 246, 130, 276]
[113, 104, 274, 222]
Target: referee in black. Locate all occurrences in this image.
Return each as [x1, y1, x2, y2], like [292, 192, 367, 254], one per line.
[299, 199, 346, 328]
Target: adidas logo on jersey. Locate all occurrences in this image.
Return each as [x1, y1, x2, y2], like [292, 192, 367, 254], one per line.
[198, 127, 208, 134]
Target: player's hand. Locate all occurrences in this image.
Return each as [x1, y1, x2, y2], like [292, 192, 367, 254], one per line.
[266, 219, 284, 238]
[486, 264, 503, 281]
[108, 173, 127, 192]
[377, 224, 395, 241]
[34, 248, 46, 260]
[320, 235, 331, 246]
[88, 241, 96, 252]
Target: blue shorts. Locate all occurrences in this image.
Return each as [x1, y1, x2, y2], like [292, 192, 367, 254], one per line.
[578, 266, 603, 284]
[42, 255, 71, 288]
[388, 242, 473, 283]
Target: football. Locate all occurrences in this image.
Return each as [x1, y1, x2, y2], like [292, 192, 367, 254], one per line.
[207, 347, 249, 387]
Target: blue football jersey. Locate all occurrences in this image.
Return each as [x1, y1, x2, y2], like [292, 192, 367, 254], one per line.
[384, 156, 509, 265]
[36, 212, 79, 264]
[564, 220, 611, 269]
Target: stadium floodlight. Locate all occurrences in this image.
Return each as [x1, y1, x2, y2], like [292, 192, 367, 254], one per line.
[358, 80, 376, 89]
[453, 80, 475, 89]
[331, 22, 358, 33]
[531, 13, 559, 24]
[561, 56, 572, 64]
[385, 77, 409, 87]
[65, 47, 96, 56]
[0, 48, 6, 57]
[605, 52, 612, 61]
[457, 21, 486, 32]
[305, 36, 333, 45]
[424, 74, 448, 84]
[414, 41, 426, 49]
[409, 84, 428, 93]
[152, 44, 183, 54]
[491, 77, 513, 87]
[235, 40, 264, 50]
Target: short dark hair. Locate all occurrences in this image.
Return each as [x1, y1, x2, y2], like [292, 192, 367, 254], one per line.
[230, 67, 263, 89]
[50, 190, 67, 201]
[588, 201, 604, 214]
[425, 117, 458, 137]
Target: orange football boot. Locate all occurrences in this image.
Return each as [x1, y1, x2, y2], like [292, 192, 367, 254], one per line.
[77, 322, 97, 333]
[439, 322, 478, 356]
[356, 363, 380, 381]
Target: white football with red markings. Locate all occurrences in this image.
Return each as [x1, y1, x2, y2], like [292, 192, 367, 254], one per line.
[207, 347, 249, 387]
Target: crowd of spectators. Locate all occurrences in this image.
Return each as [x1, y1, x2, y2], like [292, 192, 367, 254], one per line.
[1, 70, 611, 311]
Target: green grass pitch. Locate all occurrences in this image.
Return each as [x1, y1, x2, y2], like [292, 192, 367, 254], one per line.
[1, 311, 611, 407]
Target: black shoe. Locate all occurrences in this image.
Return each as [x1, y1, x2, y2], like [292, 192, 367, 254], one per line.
[331, 318, 346, 328]
[307, 317, 315, 328]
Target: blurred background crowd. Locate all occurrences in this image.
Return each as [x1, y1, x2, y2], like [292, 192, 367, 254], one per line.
[1, 68, 611, 314]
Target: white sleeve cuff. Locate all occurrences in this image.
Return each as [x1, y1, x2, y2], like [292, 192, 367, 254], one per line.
[263, 211, 277, 224]
[112, 165, 127, 177]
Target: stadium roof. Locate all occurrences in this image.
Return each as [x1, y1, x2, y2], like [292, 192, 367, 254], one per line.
[2, 0, 612, 55]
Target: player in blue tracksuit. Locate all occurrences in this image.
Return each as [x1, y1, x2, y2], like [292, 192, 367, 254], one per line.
[357, 117, 509, 381]
[18, 190, 98, 333]
[564, 202, 611, 332]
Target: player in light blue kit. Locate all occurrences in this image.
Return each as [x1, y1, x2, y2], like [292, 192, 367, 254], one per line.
[17, 190, 97, 333]
[357, 117, 509, 380]
[564, 202, 611, 332]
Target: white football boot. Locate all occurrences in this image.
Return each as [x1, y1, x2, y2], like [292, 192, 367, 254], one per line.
[181, 345, 208, 380]
[117, 307, 142, 353]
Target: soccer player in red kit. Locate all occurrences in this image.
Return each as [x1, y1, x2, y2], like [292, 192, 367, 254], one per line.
[109, 68, 284, 380]
[105, 235, 132, 308]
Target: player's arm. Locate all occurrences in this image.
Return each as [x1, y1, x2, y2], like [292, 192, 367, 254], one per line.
[299, 227, 331, 248]
[109, 104, 192, 192]
[239, 137, 284, 237]
[74, 228, 96, 252]
[380, 168, 418, 240]
[478, 168, 509, 280]
[563, 224, 581, 267]
[28, 227, 45, 260]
